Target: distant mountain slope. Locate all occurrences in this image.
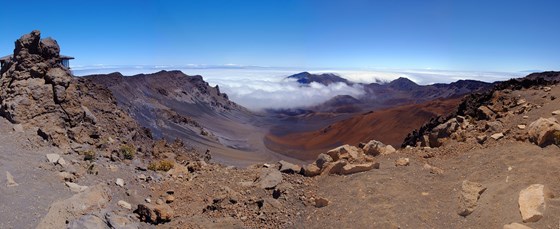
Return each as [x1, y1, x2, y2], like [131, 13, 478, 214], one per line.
[85, 70, 289, 166]
[288, 73, 493, 114]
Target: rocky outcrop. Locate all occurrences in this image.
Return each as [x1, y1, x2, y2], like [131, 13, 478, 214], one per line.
[0, 30, 86, 150]
[303, 140, 382, 177]
[402, 71, 560, 147]
[0, 31, 155, 154]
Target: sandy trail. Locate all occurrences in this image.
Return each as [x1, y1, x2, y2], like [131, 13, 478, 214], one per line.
[0, 118, 72, 228]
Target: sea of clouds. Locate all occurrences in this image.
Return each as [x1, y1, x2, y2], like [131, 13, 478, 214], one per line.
[73, 65, 525, 111]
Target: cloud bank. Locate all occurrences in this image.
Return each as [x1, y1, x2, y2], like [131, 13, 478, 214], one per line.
[73, 66, 525, 111]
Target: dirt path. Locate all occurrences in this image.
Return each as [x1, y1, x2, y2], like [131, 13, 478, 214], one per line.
[0, 118, 72, 228]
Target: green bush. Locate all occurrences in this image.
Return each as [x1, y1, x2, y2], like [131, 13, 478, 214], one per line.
[148, 160, 175, 172]
[83, 150, 96, 161]
[554, 130, 560, 146]
[120, 144, 136, 160]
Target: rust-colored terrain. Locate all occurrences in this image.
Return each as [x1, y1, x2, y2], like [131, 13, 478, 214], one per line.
[265, 98, 461, 160]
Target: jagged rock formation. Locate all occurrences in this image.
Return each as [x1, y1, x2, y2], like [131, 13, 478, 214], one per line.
[0, 30, 87, 150]
[0, 30, 197, 161]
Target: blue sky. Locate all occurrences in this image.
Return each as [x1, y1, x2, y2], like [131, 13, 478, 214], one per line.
[0, 0, 559, 72]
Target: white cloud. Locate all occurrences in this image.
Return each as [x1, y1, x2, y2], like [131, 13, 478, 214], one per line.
[73, 65, 526, 111]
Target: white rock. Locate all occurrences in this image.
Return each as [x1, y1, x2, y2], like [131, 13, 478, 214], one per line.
[46, 153, 60, 163]
[395, 158, 410, 166]
[6, 171, 18, 187]
[117, 200, 132, 210]
[552, 110, 560, 115]
[65, 182, 88, 193]
[57, 157, 66, 166]
[458, 180, 486, 216]
[518, 184, 546, 222]
[517, 125, 526, 130]
[491, 132, 504, 140]
[115, 178, 125, 187]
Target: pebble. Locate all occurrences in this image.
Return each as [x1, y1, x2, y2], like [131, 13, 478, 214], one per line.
[46, 153, 60, 163]
[6, 171, 18, 187]
[116, 178, 125, 187]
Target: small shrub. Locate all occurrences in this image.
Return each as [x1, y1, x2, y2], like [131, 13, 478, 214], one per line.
[148, 160, 175, 172]
[554, 130, 560, 146]
[120, 144, 136, 160]
[83, 150, 96, 161]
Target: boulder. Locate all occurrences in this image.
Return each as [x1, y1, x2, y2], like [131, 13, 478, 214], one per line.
[362, 140, 395, 156]
[518, 184, 547, 222]
[503, 223, 533, 229]
[321, 160, 347, 175]
[395, 158, 410, 166]
[491, 132, 504, 140]
[340, 162, 379, 175]
[315, 153, 333, 168]
[303, 164, 321, 177]
[476, 135, 487, 144]
[118, 200, 132, 210]
[256, 168, 283, 189]
[278, 160, 302, 174]
[517, 125, 526, 130]
[37, 185, 111, 229]
[478, 105, 496, 120]
[105, 212, 139, 229]
[457, 180, 486, 216]
[66, 214, 107, 229]
[485, 121, 504, 132]
[527, 118, 560, 146]
[552, 110, 560, 116]
[326, 145, 360, 161]
[135, 203, 174, 224]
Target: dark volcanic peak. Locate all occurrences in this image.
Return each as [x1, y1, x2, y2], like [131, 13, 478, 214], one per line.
[287, 71, 351, 86]
[386, 77, 420, 90]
